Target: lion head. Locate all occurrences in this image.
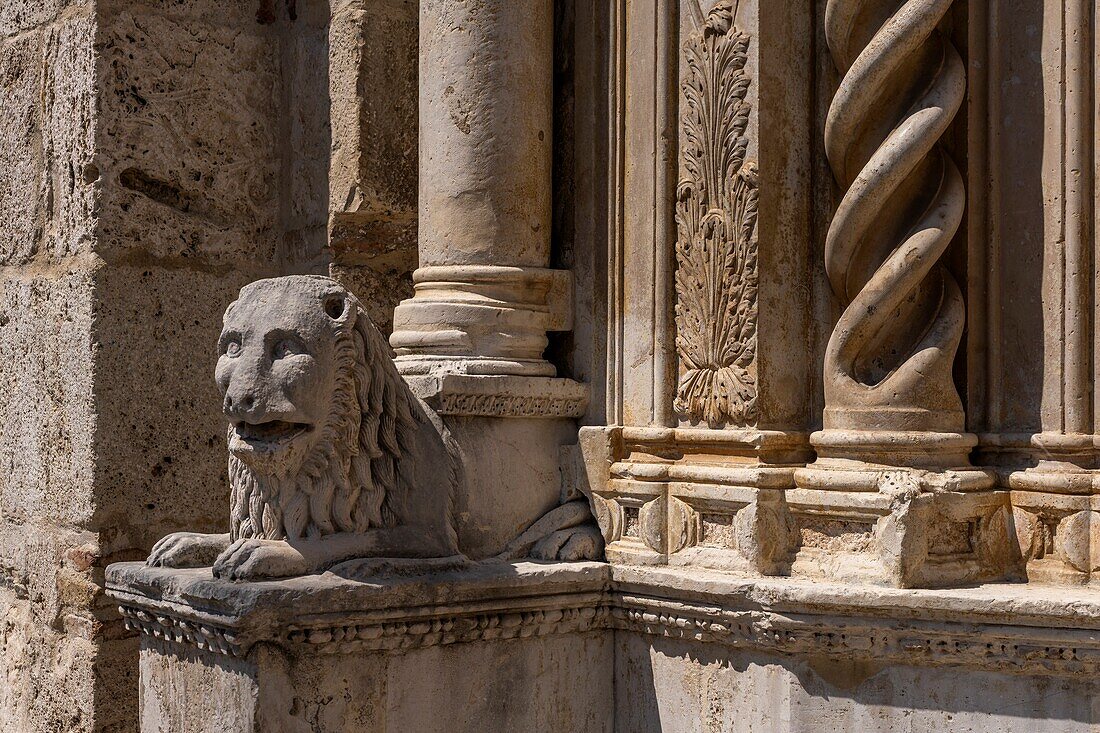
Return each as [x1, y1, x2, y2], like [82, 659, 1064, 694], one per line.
[217, 276, 416, 542]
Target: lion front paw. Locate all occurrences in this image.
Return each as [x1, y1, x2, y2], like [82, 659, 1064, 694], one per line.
[531, 524, 604, 562]
[147, 532, 230, 568]
[212, 538, 311, 581]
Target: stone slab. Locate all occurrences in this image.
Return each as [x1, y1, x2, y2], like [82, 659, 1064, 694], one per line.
[106, 561, 611, 655]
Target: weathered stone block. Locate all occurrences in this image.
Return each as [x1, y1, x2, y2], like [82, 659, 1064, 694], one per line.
[0, 31, 45, 265]
[0, 596, 98, 733]
[0, 269, 96, 526]
[90, 265, 262, 551]
[329, 0, 417, 226]
[96, 9, 282, 264]
[329, 260, 413, 336]
[0, 0, 88, 39]
[41, 12, 98, 260]
[0, 523, 104, 733]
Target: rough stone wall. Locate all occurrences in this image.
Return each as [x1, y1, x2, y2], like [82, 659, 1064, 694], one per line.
[327, 0, 417, 335]
[0, 1, 329, 730]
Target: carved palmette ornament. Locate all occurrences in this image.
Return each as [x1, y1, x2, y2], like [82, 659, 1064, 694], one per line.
[674, 1, 759, 428]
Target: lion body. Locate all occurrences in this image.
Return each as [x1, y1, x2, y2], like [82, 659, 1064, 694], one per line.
[224, 277, 460, 559]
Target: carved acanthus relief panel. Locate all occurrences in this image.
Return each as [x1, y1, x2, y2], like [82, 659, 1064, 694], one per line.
[673, 0, 759, 428]
[590, 0, 812, 574]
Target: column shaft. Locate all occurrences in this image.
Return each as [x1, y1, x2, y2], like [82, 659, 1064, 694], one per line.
[391, 0, 566, 376]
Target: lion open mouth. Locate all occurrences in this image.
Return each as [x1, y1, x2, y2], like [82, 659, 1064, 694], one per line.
[234, 420, 311, 445]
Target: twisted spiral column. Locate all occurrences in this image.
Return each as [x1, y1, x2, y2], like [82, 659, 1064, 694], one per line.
[822, 0, 966, 434]
[795, 1, 1007, 587]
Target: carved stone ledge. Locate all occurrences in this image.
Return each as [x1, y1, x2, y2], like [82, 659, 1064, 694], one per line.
[106, 561, 610, 659]
[112, 561, 1100, 680]
[118, 599, 608, 659]
[282, 605, 609, 654]
[118, 604, 245, 658]
[611, 598, 1100, 677]
[405, 373, 588, 418]
[611, 566, 1100, 678]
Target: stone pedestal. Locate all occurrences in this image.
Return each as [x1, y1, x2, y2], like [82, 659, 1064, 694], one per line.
[108, 560, 1100, 733]
[406, 374, 589, 559]
[793, 432, 1013, 587]
[106, 562, 612, 733]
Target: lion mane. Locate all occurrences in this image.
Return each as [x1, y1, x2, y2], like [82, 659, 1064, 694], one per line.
[228, 294, 420, 542]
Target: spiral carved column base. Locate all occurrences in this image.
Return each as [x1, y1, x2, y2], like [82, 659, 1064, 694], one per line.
[791, 431, 1012, 588]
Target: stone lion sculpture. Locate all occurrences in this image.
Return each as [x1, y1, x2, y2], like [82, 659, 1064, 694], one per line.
[147, 275, 599, 580]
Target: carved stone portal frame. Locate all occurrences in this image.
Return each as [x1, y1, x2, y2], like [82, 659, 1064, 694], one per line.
[591, 0, 818, 577]
[589, 0, 1023, 588]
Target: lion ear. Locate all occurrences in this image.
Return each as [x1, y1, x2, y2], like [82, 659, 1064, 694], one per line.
[222, 299, 238, 324]
[322, 292, 350, 323]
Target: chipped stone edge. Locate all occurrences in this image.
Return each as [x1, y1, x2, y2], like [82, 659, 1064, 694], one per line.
[611, 593, 1100, 677]
[117, 583, 1100, 676]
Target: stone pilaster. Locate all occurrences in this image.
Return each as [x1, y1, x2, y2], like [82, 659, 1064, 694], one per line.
[996, 0, 1100, 583]
[584, 0, 815, 575]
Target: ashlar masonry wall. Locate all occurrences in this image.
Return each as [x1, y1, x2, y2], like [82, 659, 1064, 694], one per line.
[0, 0, 332, 729]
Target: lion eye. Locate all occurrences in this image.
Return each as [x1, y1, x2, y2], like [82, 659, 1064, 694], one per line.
[273, 339, 302, 359]
[224, 340, 241, 357]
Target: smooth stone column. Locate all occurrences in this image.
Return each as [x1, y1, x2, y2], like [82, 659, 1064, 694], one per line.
[391, 0, 567, 377]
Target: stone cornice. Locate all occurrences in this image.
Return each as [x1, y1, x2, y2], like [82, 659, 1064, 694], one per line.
[611, 593, 1100, 677]
[108, 561, 1100, 675]
[283, 603, 608, 654]
[118, 605, 245, 657]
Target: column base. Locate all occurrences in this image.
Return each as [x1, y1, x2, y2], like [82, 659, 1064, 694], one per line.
[1010, 492, 1100, 583]
[791, 430, 1015, 587]
[981, 433, 1100, 582]
[796, 429, 994, 491]
[390, 265, 572, 378]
